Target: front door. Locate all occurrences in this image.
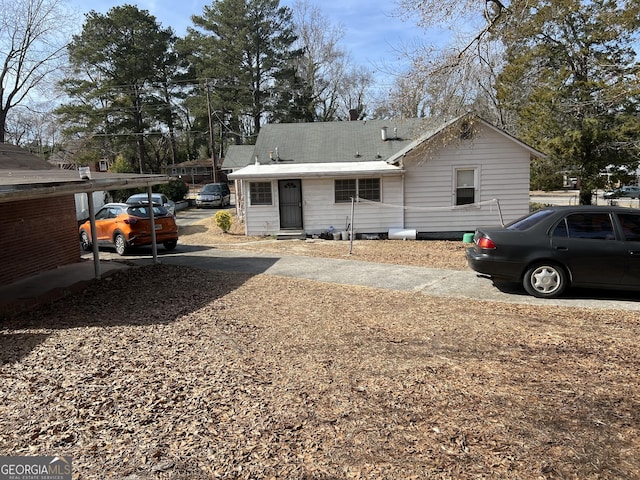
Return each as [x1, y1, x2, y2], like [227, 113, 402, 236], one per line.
[278, 179, 303, 229]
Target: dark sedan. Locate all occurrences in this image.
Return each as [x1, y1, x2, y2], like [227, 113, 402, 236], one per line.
[466, 206, 640, 298]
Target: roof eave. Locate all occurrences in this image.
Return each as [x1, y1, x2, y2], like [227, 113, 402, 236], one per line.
[229, 169, 404, 180]
[386, 113, 548, 164]
[0, 174, 171, 204]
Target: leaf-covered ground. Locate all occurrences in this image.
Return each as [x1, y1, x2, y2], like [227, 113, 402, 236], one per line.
[177, 214, 471, 271]
[1, 214, 639, 479]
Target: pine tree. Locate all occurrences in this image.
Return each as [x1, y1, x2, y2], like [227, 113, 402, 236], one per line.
[185, 0, 303, 140]
[496, 0, 640, 200]
[57, 5, 178, 173]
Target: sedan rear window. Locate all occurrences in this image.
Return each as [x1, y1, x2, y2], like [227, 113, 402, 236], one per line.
[127, 205, 168, 217]
[506, 209, 556, 231]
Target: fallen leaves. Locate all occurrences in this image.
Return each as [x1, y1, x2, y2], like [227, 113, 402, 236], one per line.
[0, 255, 639, 479]
[178, 214, 471, 271]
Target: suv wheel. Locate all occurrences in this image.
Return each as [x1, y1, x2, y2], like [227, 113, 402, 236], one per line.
[114, 233, 128, 256]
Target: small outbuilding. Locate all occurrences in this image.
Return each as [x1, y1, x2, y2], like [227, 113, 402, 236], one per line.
[227, 113, 545, 239]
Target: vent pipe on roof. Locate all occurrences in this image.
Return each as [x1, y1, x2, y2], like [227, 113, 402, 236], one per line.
[381, 126, 388, 141]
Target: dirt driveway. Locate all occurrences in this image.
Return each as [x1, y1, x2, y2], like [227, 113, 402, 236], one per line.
[1, 214, 639, 479]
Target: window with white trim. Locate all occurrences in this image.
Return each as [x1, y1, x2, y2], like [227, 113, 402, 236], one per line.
[358, 178, 381, 202]
[455, 169, 476, 205]
[335, 178, 381, 203]
[335, 179, 356, 203]
[250, 182, 272, 205]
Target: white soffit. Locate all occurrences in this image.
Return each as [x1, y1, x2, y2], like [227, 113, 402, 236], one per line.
[228, 161, 403, 179]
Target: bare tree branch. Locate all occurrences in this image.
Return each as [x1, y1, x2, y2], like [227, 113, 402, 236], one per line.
[0, 0, 75, 142]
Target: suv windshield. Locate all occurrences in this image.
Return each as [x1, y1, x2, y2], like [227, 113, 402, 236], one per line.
[506, 209, 556, 231]
[201, 184, 221, 194]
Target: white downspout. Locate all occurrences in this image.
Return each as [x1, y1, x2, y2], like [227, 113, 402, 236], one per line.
[402, 170, 406, 229]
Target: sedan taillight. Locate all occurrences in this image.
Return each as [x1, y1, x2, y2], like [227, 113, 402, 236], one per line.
[477, 236, 496, 249]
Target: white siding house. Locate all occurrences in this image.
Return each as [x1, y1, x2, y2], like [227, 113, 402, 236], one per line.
[396, 119, 533, 234]
[233, 162, 406, 236]
[228, 114, 544, 238]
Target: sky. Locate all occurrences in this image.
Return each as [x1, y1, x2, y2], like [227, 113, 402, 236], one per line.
[67, 0, 430, 94]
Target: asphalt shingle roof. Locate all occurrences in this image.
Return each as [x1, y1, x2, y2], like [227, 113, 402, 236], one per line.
[225, 118, 447, 169]
[224, 115, 546, 171]
[254, 118, 428, 165]
[223, 145, 256, 169]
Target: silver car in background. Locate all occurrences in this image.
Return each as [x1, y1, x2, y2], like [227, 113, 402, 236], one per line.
[195, 183, 231, 208]
[126, 193, 176, 216]
[603, 186, 640, 200]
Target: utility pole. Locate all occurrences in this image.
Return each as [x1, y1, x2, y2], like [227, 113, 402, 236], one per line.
[206, 81, 218, 182]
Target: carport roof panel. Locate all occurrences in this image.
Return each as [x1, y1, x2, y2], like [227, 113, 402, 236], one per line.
[0, 169, 171, 203]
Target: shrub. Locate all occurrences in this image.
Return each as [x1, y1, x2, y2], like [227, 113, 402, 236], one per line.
[214, 210, 232, 233]
[158, 178, 188, 201]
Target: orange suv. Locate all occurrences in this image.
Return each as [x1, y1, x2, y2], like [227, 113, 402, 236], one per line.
[79, 203, 179, 255]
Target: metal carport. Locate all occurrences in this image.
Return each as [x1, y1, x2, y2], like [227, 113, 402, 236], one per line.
[1, 162, 171, 280]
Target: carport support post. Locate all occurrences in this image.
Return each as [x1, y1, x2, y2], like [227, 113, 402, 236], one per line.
[147, 187, 159, 264]
[87, 192, 101, 279]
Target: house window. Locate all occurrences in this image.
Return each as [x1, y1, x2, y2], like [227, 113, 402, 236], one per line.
[335, 179, 356, 203]
[358, 178, 381, 202]
[335, 178, 380, 203]
[455, 169, 476, 205]
[171, 167, 178, 175]
[98, 160, 108, 171]
[250, 182, 272, 205]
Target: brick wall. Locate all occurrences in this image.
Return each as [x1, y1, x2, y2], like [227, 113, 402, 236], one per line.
[0, 196, 80, 287]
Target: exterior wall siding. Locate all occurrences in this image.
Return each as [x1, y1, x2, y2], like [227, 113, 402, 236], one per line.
[241, 176, 405, 236]
[301, 177, 404, 235]
[0, 196, 80, 287]
[243, 180, 281, 235]
[403, 125, 530, 232]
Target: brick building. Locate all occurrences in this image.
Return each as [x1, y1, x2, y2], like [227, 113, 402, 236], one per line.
[0, 144, 170, 287]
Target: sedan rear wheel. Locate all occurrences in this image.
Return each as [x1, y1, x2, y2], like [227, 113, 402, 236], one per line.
[114, 233, 128, 256]
[523, 263, 567, 298]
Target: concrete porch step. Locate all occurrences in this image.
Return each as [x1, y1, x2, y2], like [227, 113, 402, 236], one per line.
[276, 230, 307, 240]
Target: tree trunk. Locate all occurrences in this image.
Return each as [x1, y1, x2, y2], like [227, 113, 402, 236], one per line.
[0, 109, 6, 143]
[579, 190, 593, 205]
[137, 134, 146, 174]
